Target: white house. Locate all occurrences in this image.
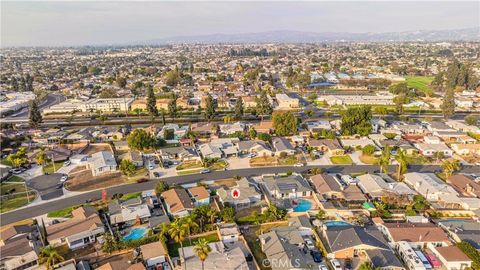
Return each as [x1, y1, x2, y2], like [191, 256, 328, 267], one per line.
[87, 151, 117, 176]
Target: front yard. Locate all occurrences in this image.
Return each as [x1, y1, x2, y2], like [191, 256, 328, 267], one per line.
[250, 156, 278, 167]
[358, 154, 378, 165]
[43, 161, 64, 174]
[277, 155, 299, 166]
[330, 155, 353, 165]
[176, 160, 203, 171]
[65, 171, 126, 192]
[0, 183, 36, 213]
[167, 232, 219, 258]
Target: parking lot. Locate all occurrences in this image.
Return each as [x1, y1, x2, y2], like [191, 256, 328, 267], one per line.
[27, 173, 64, 200]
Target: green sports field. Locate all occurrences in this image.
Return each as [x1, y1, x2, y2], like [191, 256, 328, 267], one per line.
[405, 76, 434, 95]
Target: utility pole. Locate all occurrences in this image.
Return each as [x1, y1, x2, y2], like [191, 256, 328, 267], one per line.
[51, 154, 56, 172]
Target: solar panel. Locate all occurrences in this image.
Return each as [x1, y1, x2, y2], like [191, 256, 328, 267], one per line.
[277, 183, 298, 191]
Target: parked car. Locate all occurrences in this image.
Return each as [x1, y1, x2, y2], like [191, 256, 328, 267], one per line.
[148, 164, 155, 170]
[63, 160, 71, 166]
[56, 182, 64, 189]
[305, 239, 315, 250]
[200, 169, 211, 174]
[294, 163, 305, 167]
[60, 175, 68, 182]
[153, 172, 161, 178]
[319, 264, 328, 270]
[136, 178, 149, 183]
[330, 259, 342, 270]
[12, 168, 23, 174]
[311, 251, 322, 263]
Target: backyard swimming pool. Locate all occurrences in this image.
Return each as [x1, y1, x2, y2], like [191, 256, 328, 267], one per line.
[123, 227, 147, 241]
[293, 199, 313, 212]
[324, 221, 352, 227]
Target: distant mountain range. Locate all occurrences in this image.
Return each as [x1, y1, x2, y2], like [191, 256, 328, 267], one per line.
[143, 28, 479, 44]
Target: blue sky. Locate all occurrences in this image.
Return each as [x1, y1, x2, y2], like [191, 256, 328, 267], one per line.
[1, 1, 479, 46]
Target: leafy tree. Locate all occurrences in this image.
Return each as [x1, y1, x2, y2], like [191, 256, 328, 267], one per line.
[102, 233, 121, 254]
[316, 209, 326, 220]
[256, 91, 272, 119]
[379, 145, 391, 174]
[126, 129, 156, 151]
[204, 93, 216, 122]
[383, 133, 397, 140]
[395, 149, 409, 180]
[146, 85, 158, 116]
[465, 115, 478, 126]
[79, 65, 88, 74]
[234, 97, 244, 120]
[155, 181, 170, 194]
[220, 207, 235, 223]
[29, 99, 43, 128]
[441, 87, 455, 119]
[442, 159, 461, 179]
[181, 215, 199, 245]
[193, 238, 212, 270]
[223, 114, 233, 124]
[457, 241, 480, 269]
[36, 150, 47, 166]
[38, 246, 64, 270]
[340, 106, 372, 136]
[165, 68, 182, 87]
[393, 93, 406, 114]
[257, 133, 271, 142]
[249, 128, 257, 140]
[264, 204, 287, 222]
[272, 111, 298, 136]
[7, 147, 27, 168]
[362, 145, 376, 156]
[119, 159, 136, 176]
[168, 98, 177, 120]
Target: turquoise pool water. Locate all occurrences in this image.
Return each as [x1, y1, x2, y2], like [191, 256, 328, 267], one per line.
[324, 221, 351, 227]
[123, 227, 147, 241]
[293, 199, 313, 212]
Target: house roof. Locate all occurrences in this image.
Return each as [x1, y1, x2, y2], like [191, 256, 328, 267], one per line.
[0, 224, 32, 242]
[0, 236, 35, 258]
[90, 151, 117, 169]
[447, 174, 480, 197]
[272, 137, 294, 151]
[308, 139, 342, 150]
[162, 188, 194, 214]
[323, 225, 389, 253]
[140, 241, 167, 259]
[310, 174, 343, 193]
[46, 206, 103, 241]
[383, 223, 450, 243]
[343, 185, 367, 201]
[366, 249, 404, 269]
[263, 174, 312, 194]
[188, 186, 210, 201]
[288, 216, 312, 229]
[434, 246, 471, 262]
[259, 228, 308, 270]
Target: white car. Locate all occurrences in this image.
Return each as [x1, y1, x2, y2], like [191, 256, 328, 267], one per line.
[319, 264, 328, 270]
[63, 160, 71, 166]
[305, 239, 315, 250]
[60, 175, 68, 182]
[148, 164, 155, 170]
[293, 163, 304, 167]
[200, 169, 211, 174]
[330, 259, 342, 270]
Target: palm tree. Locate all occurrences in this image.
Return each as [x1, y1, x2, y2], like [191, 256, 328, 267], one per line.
[395, 149, 409, 181]
[38, 246, 64, 270]
[206, 208, 217, 225]
[442, 159, 461, 179]
[182, 215, 199, 245]
[158, 222, 170, 242]
[379, 145, 391, 174]
[169, 219, 188, 270]
[193, 238, 212, 270]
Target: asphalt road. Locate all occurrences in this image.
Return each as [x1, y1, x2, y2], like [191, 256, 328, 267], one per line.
[1, 164, 478, 226]
[27, 174, 64, 200]
[6, 93, 65, 118]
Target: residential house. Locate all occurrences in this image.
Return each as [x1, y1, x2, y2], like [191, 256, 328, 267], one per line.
[217, 178, 262, 209]
[320, 224, 391, 259]
[120, 151, 143, 167]
[391, 123, 426, 134]
[429, 245, 472, 270]
[199, 138, 239, 159]
[272, 137, 296, 156]
[308, 138, 345, 155]
[437, 220, 480, 249]
[251, 121, 273, 134]
[187, 186, 210, 206]
[159, 146, 201, 162]
[305, 120, 332, 133]
[161, 188, 194, 217]
[451, 143, 480, 155]
[218, 122, 246, 135]
[288, 216, 313, 236]
[190, 122, 217, 137]
[47, 206, 105, 249]
[263, 174, 313, 199]
[140, 241, 169, 269]
[376, 222, 451, 248]
[340, 137, 376, 149]
[276, 93, 299, 109]
[158, 124, 189, 141]
[0, 237, 38, 270]
[427, 122, 457, 133]
[241, 96, 257, 108]
[357, 174, 416, 199]
[236, 140, 273, 157]
[365, 249, 405, 270]
[181, 241, 248, 270]
[113, 141, 130, 151]
[445, 120, 480, 134]
[108, 198, 151, 226]
[87, 151, 117, 176]
[217, 223, 240, 244]
[310, 174, 344, 199]
[446, 174, 480, 198]
[414, 142, 453, 157]
[259, 226, 308, 270]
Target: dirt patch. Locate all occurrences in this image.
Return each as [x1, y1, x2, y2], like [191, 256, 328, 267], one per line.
[212, 178, 238, 188]
[65, 170, 126, 192]
[81, 144, 113, 155]
[70, 166, 87, 174]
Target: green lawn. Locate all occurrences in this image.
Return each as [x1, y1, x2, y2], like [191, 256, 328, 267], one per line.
[278, 155, 298, 165]
[209, 160, 228, 171]
[43, 161, 64, 174]
[167, 232, 219, 258]
[1, 183, 27, 195]
[0, 192, 36, 213]
[5, 175, 25, 182]
[405, 154, 428, 165]
[176, 161, 203, 171]
[176, 168, 204, 176]
[121, 192, 142, 200]
[330, 155, 353, 165]
[405, 76, 434, 95]
[47, 206, 77, 218]
[0, 158, 12, 166]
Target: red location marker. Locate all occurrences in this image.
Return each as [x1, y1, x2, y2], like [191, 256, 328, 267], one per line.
[231, 188, 240, 199]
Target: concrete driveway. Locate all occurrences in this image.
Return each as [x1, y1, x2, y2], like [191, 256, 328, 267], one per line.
[227, 156, 251, 169]
[27, 173, 64, 200]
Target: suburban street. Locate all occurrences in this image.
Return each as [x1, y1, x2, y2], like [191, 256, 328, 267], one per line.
[1, 164, 478, 226]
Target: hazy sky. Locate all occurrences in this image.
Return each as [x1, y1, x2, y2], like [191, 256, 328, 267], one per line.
[2, 1, 479, 47]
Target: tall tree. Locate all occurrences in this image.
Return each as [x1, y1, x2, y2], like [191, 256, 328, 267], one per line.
[234, 97, 244, 120]
[441, 87, 455, 119]
[379, 145, 391, 174]
[193, 238, 212, 270]
[169, 219, 188, 270]
[168, 97, 178, 120]
[204, 93, 216, 122]
[146, 86, 158, 116]
[272, 111, 298, 136]
[29, 99, 43, 128]
[442, 159, 461, 179]
[181, 215, 199, 245]
[38, 246, 64, 270]
[257, 91, 272, 119]
[393, 93, 406, 114]
[340, 106, 372, 136]
[395, 149, 409, 180]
